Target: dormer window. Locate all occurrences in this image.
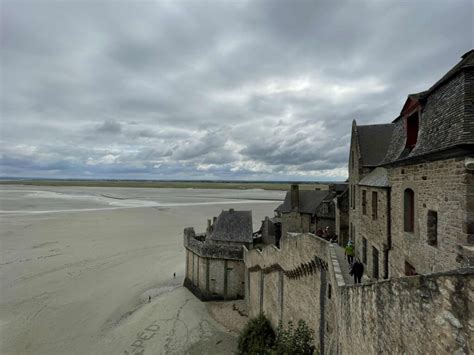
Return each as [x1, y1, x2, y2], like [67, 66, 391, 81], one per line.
[406, 110, 419, 149]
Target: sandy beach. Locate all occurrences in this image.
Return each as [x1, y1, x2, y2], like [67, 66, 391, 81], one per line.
[0, 185, 283, 354]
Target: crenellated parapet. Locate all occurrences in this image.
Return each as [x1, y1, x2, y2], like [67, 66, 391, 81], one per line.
[244, 232, 330, 272]
[184, 227, 243, 260]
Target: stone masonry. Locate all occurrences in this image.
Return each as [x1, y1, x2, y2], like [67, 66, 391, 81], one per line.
[244, 232, 473, 354]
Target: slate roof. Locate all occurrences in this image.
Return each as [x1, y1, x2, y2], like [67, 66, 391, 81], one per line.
[209, 210, 253, 244]
[333, 183, 348, 193]
[425, 49, 474, 96]
[381, 50, 474, 165]
[357, 124, 395, 167]
[275, 190, 330, 215]
[358, 167, 390, 187]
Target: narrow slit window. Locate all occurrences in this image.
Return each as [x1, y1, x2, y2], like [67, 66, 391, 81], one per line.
[362, 190, 367, 215]
[427, 210, 438, 246]
[404, 189, 415, 232]
[372, 191, 378, 220]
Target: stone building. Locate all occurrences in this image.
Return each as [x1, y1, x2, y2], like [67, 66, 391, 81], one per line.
[243, 50, 474, 355]
[334, 187, 349, 247]
[274, 184, 338, 239]
[348, 50, 474, 278]
[184, 209, 252, 300]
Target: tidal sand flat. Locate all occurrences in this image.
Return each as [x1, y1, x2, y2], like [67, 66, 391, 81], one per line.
[0, 186, 283, 354]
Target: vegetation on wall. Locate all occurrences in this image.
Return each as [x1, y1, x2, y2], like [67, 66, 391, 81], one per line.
[237, 314, 275, 354]
[237, 314, 315, 355]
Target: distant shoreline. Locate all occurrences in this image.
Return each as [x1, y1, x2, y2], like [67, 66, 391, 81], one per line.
[0, 179, 338, 191]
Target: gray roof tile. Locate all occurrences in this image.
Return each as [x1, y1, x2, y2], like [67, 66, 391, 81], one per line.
[275, 190, 331, 215]
[209, 210, 253, 243]
[358, 167, 390, 187]
[357, 124, 395, 167]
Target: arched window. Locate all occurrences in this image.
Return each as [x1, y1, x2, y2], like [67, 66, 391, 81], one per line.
[404, 189, 415, 232]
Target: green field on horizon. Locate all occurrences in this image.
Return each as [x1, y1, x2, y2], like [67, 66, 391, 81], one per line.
[0, 179, 336, 191]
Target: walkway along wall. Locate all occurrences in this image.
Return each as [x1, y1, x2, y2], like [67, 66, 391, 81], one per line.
[244, 232, 473, 354]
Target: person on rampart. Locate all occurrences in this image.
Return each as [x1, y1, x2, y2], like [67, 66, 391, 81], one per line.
[350, 258, 364, 284]
[316, 227, 323, 238]
[345, 240, 354, 264]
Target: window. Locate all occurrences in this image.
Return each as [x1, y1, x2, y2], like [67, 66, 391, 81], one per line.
[427, 210, 438, 246]
[362, 190, 367, 215]
[349, 185, 352, 207]
[372, 191, 378, 220]
[372, 247, 379, 279]
[350, 223, 355, 244]
[406, 111, 419, 149]
[404, 189, 415, 232]
[362, 237, 367, 264]
[322, 203, 329, 214]
[352, 186, 356, 209]
[351, 152, 354, 169]
[328, 283, 332, 299]
[405, 261, 417, 276]
[349, 186, 352, 208]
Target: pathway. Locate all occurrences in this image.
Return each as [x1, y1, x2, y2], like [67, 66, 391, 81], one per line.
[334, 245, 354, 285]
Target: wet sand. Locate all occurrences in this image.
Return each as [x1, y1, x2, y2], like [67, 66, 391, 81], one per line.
[0, 186, 283, 354]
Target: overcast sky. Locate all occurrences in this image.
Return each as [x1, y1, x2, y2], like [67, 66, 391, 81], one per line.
[1, 0, 472, 181]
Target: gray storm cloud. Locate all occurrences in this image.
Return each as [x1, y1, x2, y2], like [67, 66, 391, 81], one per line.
[0, 0, 472, 180]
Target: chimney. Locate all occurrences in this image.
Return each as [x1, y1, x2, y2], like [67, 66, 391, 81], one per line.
[207, 219, 212, 229]
[290, 184, 299, 211]
[229, 208, 234, 213]
[213, 216, 217, 224]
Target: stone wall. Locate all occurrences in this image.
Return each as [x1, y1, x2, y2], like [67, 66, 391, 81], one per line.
[281, 211, 312, 237]
[184, 228, 245, 300]
[245, 233, 334, 354]
[357, 186, 389, 279]
[389, 157, 473, 276]
[337, 268, 473, 355]
[245, 232, 473, 355]
[261, 217, 277, 245]
[348, 122, 372, 260]
[335, 192, 349, 247]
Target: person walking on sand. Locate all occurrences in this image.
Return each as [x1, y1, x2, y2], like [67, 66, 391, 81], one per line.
[350, 258, 364, 284]
[173, 272, 176, 278]
[148, 295, 151, 303]
[345, 240, 355, 264]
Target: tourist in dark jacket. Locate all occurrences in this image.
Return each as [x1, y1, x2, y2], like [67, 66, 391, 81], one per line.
[350, 258, 364, 284]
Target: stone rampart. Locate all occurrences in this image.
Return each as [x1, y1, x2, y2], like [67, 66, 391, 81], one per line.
[337, 268, 473, 355]
[244, 233, 335, 354]
[244, 232, 473, 354]
[184, 227, 243, 260]
[184, 227, 245, 301]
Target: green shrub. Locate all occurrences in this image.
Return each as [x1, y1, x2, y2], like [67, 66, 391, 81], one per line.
[237, 313, 275, 355]
[273, 320, 314, 355]
[237, 316, 315, 355]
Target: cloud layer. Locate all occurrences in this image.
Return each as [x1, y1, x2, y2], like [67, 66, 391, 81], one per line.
[1, 0, 472, 180]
